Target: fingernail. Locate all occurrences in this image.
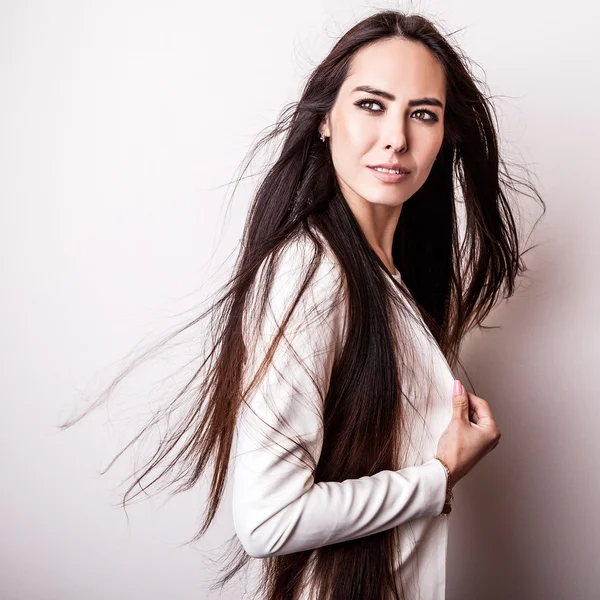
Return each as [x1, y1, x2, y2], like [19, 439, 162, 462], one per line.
[453, 379, 464, 395]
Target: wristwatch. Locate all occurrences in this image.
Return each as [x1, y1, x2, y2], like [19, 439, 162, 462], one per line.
[435, 457, 454, 515]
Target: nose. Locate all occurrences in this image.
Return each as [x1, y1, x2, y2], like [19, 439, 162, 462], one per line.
[386, 142, 406, 153]
[385, 130, 407, 153]
[384, 115, 407, 152]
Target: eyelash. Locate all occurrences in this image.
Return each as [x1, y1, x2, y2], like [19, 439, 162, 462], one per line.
[355, 99, 439, 122]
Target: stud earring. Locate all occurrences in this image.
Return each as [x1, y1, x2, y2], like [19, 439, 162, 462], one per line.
[319, 132, 327, 142]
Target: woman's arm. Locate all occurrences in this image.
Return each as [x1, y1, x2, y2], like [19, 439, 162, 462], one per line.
[232, 236, 448, 558]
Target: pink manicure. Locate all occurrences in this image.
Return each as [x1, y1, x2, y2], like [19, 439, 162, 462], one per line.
[453, 379, 464, 395]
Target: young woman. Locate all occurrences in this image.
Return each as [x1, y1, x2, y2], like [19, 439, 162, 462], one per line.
[61, 9, 544, 600]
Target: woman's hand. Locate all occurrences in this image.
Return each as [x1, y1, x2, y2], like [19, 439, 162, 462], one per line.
[436, 380, 501, 487]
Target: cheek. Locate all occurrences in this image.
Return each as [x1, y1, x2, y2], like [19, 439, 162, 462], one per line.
[331, 134, 369, 178]
[335, 111, 373, 155]
[430, 127, 444, 159]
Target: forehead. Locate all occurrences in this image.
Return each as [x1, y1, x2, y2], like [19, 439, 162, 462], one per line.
[341, 37, 446, 102]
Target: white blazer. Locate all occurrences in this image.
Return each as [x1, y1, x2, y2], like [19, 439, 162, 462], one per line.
[232, 229, 455, 599]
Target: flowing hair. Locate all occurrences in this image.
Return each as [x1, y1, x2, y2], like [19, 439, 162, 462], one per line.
[58, 9, 545, 600]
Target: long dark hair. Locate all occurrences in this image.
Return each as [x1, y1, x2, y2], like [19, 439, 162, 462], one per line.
[59, 10, 545, 600]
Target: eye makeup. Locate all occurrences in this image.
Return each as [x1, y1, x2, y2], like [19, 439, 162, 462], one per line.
[354, 98, 439, 122]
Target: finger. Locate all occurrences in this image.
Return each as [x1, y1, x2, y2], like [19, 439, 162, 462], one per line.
[469, 407, 479, 424]
[468, 393, 494, 420]
[452, 380, 470, 422]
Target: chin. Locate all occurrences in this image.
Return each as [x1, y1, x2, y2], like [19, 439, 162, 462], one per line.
[362, 191, 408, 207]
[339, 177, 408, 208]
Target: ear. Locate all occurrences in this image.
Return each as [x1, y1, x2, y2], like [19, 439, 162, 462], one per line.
[318, 116, 330, 138]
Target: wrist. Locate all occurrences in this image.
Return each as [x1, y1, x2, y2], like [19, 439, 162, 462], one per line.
[434, 456, 454, 515]
[435, 456, 457, 487]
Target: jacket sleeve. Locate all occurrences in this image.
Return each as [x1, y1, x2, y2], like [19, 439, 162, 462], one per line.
[231, 237, 448, 558]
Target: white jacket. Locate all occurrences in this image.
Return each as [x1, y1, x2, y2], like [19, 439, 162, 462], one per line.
[232, 231, 455, 599]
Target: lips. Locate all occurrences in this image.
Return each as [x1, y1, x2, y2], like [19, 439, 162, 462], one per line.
[368, 166, 410, 183]
[369, 163, 411, 174]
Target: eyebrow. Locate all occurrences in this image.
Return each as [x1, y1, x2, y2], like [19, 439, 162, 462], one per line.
[351, 85, 444, 109]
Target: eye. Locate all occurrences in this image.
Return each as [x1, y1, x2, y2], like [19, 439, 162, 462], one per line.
[412, 109, 438, 122]
[355, 99, 384, 112]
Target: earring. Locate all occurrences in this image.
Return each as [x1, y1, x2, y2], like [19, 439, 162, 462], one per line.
[319, 132, 327, 142]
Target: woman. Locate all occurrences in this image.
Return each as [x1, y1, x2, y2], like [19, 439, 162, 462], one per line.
[60, 9, 545, 600]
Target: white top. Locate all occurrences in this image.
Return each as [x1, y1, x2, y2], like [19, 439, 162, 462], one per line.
[231, 231, 455, 599]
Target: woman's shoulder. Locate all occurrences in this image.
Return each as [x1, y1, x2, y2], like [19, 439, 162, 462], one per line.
[246, 228, 346, 342]
[265, 228, 345, 299]
[241, 228, 347, 376]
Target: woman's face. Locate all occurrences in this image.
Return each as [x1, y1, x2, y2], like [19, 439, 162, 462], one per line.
[320, 37, 446, 212]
